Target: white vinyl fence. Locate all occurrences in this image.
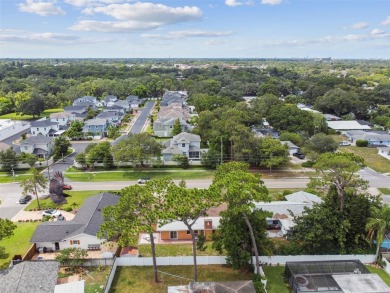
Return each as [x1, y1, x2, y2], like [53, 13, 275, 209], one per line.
[382, 257, 390, 275]
[103, 254, 376, 293]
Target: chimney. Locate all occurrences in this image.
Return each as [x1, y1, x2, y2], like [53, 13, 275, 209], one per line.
[204, 219, 212, 230]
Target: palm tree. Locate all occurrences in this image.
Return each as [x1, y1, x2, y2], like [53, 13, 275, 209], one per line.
[20, 168, 48, 209]
[366, 205, 390, 261]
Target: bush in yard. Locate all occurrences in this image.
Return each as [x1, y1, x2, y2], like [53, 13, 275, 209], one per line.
[253, 274, 267, 293]
[196, 234, 207, 251]
[55, 248, 88, 268]
[172, 154, 190, 169]
[356, 140, 368, 147]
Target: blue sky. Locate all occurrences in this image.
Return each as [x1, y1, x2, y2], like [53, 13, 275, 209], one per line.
[0, 0, 389, 58]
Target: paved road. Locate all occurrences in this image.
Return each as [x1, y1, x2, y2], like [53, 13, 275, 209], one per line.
[0, 178, 310, 219]
[113, 101, 155, 145]
[358, 167, 390, 188]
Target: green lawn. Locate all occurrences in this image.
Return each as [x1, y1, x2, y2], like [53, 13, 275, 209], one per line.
[263, 266, 290, 293]
[367, 265, 390, 286]
[0, 108, 63, 120]
[138, 243, 222, 257]
[0, 222, 39, 269]
[24, 190, 103, 211]
[379, 188, 390, 195]
[0, 171, 33, 183]
[65, 169, 214, 182]
[109, 265, 253, 293]
[83, 266, 111, 293]
[341, 146, 390, 173]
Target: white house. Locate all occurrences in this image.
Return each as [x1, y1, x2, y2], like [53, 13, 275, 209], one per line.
[0, 119, 30, 141]
[162, 132, 206, 162]
[31, 192, 119, 251]
[18, 135, 54, 159]
[50, 112, 76, 126]
[254, 191, 322, 237]
[327, 120, 371, 131]
[281, 141, 300, 156]
[30, 118, 60, 137]
[344, 130, 390, 147]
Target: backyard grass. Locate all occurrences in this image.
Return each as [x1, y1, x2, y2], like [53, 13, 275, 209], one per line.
[0, 222, 39, 269]
[379, 188, 390, 195]
[109, 265, 253, 293]
[0, 108, 63, 120]
[367, 265, 390, 286]
[64, 169, 215, 182]
[24, 190, 103, 211]
[83, 266, 111, 293]
[138, 243, 222, 257]
[341, 146, 390, 173]
[263, 266, 290, 293]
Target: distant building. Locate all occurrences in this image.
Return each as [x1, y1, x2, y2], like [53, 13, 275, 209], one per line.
[0, 119, 30, 141]
[327, 120, 371, 131]
[17, 135, 54, 159]
[162, 132, 206, 162]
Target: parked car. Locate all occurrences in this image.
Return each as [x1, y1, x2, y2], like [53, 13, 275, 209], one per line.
[293, 152, 305, 159]
[19, 194, 32, 204]
[138, 177, 151, 184]
[339, 141, 351, 146]
[42, 209, 61, 218]
[63, 184, 72, 190]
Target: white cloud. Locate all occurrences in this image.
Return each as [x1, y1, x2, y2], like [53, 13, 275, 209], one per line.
[257, 32, 390, 48]
[142, 30, 233, 40]
[0, 32, 78, 43]
[371, 29, 385, 35]
[351, 22, 368, 29]
[71, 2, 202, 32]
[382, 16, 390, 26]
[225, 0, 243, 7]
[261, 0, 283, 5]
[64, 0, 127, 7]
[18, 0, 65, 16]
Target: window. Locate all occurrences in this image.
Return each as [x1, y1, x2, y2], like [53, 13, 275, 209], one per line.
[189, 152, 200, 159]
[44, 128, 46, 131]
[182, 143, 186, 147]
[32, 131, 35, 135]
[24, 147, 28, 150]
[194, 230, 199, 235]
[70, 240, 80, 245]
[170, 231, 177, 239]
[187, 230, 191, 235]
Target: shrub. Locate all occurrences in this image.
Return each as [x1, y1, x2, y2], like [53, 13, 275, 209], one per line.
[356, 140, 368, 147]
[65, 207, 73, 212]
[302, 160, 315, 168]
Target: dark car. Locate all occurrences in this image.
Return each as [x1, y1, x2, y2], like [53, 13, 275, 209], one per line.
[293, 152, 305, 159]
[138, 177, 151, 184]
[19, 195, 32, 204]
[63, 184, 72, 190]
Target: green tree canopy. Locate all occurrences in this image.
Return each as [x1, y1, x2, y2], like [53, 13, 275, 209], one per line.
[112, 133, 162, 167]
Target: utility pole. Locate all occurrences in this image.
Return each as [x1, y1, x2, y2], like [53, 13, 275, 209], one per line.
[269, 152, 273, 174]
[11, 165, 15, 182]
[47, 160, 51, 180]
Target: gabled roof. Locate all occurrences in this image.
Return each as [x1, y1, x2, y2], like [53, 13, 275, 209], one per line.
[31, 193, 119, 243]
[126, 95, 139, 102]
[285, 191, 322, 203]
[20, 135, 53, 145]
[254, 201, 313, 216]
[327, 120, 371, 130]
[162, 146, 183, 155]
[280, 141, 299, 149]
[157, 217, 221, 231]
[96, 112, 118, 119]
[104, 95, 118, 102]
[172, 132, 201, 143]
[30, 119, 58, 127]
[84, 118, 108, 126]
[50, 112, 73, 119]
[0, 261, 59, 293]
[64, 106, 87, 113]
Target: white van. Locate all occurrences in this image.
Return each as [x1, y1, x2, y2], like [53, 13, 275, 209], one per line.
[339, 141, 351, 146]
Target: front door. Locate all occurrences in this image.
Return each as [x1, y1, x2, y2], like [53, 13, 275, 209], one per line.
[55, 242, 59, 250]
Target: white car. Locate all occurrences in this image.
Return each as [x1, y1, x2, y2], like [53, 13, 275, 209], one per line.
[339, 141, 351, 146]
[42, 209, 61, 218]
[137, 178, 151, 184]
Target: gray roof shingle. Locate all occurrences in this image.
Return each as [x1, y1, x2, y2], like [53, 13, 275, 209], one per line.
[20, 135, 53, 145]
[30, 119, 58, 127]
[31, 193, 119, 242]
[0, 261, 59, 293]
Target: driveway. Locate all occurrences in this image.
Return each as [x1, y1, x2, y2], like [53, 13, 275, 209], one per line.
[358, 167, 390, 188]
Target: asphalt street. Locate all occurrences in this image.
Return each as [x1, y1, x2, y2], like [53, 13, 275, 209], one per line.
[112, 101, 155, 145]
